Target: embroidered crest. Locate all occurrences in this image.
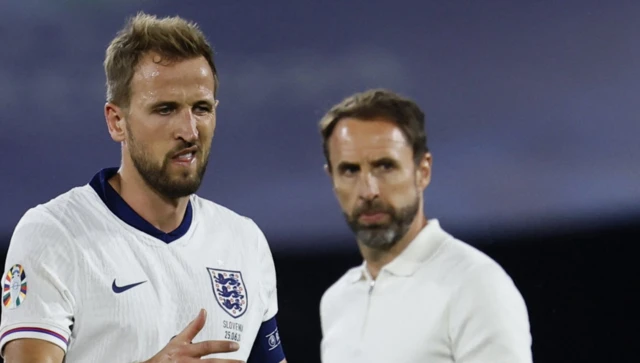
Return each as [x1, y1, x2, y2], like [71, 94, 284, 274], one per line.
[267, 327, 281, 351]
[207, 268, 248, 318]
[3, 264, 27, 309]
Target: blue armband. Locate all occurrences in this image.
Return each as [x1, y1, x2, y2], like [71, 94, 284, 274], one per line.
[247, 315, 285, 363]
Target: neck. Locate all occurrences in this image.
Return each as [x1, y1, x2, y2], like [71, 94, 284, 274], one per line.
[358, 215, 428, 280]
[109, 165, 189, 233]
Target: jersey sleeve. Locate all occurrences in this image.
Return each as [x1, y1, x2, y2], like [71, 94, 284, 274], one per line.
[449, 263, 533, 363]
[0, 208, 76, 356]
[255, 224, 278, 322]
[246, 222, 285, 363]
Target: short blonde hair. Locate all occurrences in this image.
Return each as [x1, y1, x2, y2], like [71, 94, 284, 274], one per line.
[104, 12, 219, 107]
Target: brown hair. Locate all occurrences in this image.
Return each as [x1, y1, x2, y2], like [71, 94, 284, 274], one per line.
[319, 88, 429, 168]
[104, 12, 219, 108]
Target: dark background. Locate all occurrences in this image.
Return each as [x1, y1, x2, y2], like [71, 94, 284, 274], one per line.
[1, 0, 638, 362]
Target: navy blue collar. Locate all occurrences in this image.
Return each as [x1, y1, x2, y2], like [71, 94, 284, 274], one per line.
[89, 167, 193, 243]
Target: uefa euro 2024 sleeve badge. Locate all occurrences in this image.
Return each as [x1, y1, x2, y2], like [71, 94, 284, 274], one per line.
[3, 264, 27, 310]
[207, 268, 248, 319]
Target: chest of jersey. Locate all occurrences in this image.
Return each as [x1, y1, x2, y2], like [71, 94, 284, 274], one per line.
[66, 228, 264, 361]
[322, 274, 453, 363]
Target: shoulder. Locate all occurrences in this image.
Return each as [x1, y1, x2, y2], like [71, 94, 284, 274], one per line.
[6, 186, 99, 269]
[190, 196, 274, 263]
[433, 236, 526, 312]
[320, 265, 362, 312]
[11, 186, 97, 242]
[451, 248, 522, 301]
[22, 185, 105, 233]
[319, 265, 363, 332]
[428, 234, 514, 287]
[191, 195, 264, 238]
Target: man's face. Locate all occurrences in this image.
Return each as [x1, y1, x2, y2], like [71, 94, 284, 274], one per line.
[326, 118, 431, 249]
[118, 52, 217, 199]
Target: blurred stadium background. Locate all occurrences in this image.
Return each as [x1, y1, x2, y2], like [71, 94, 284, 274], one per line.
[1, 1, 637, 362]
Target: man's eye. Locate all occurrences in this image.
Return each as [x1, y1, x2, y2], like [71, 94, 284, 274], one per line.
[194, 105, 212, 114]
[340, 166, 359, 175]
[156, 107, 173, 115]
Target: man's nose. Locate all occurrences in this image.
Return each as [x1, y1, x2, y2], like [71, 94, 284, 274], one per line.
[174, 108, 199, 143]
[357, 173, 379, 201]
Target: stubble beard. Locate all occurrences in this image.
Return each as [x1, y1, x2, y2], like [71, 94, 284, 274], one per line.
[345, 194, 421, 250]
[127, 132, 210, 200]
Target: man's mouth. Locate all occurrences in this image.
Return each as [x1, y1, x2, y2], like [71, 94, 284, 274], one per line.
[172, 147, 198, 164]
[358, 212, 388, 224]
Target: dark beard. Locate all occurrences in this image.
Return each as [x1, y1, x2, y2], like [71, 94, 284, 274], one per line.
[345, 196, 420, 250]
[128, 135, 209, 199]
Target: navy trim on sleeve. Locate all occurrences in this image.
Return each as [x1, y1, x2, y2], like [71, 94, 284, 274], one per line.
[247, 315, 285, 363]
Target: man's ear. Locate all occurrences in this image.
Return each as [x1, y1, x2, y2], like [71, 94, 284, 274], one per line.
[105, 102, 127, 142]
[324, 163, 338, 190]
[416, 152, 432, 190]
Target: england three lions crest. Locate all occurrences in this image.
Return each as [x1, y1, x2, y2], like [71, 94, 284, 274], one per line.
[207, 268, 248, 319]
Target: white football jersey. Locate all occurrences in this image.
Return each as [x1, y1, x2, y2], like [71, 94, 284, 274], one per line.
[0, 168, 286, 362]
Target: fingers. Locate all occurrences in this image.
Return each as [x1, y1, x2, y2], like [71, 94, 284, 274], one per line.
[176, 309, 207, 342]
[187, 340, 240, 357]
[165, 309, 242, 361]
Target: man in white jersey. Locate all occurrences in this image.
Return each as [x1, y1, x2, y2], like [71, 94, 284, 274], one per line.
[0, 12, 287, 363]
[317, 89, 533, 363]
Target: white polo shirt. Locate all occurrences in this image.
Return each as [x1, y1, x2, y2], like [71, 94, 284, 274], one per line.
[320, 219, 532, 363]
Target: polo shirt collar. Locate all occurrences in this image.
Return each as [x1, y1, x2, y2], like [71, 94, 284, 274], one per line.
[349, 219, 449, 283]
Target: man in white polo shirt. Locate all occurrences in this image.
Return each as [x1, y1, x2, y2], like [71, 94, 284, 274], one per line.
[317, 89, 533, 363]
